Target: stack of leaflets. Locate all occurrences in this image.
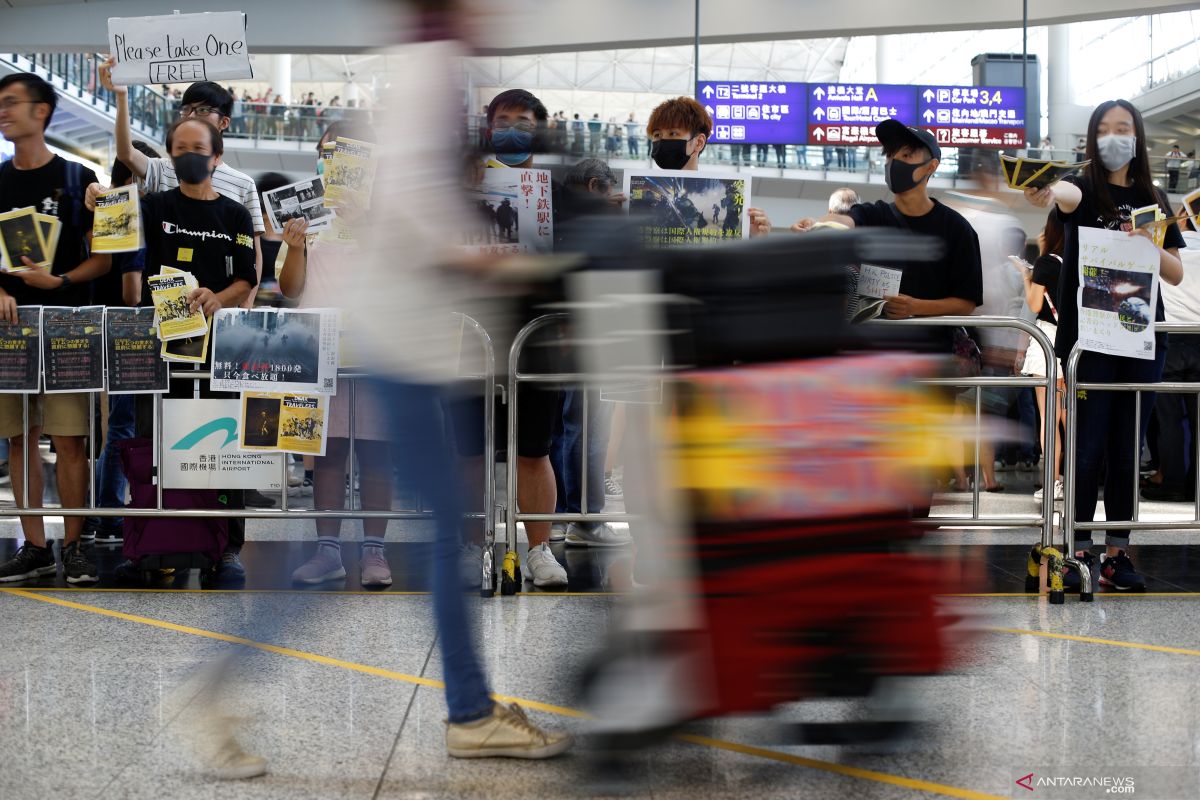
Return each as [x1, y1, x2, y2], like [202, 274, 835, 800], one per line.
[323, 137, 378, 210]
[0, 207, 58, 272]
[1001, 155, 1090, 190]
[1132, 203, 1169, 248]
[263, 175, 334, 234]
[91, 185, 141, 253]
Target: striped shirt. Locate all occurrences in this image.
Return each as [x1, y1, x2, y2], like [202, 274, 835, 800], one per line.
[141, 159, 265, 234]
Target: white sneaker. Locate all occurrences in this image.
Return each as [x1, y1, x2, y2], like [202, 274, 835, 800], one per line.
[1033, 486, 1044, 501]
[548, 524, 567, 543]
[565, 522, 632, 548]
[187, 714, 268, 780]
[1053, 479, 1065, 500]
[521, 543, 567, 588]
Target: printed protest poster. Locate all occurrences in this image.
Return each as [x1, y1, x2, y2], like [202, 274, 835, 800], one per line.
[35, 214, 61, 266]
[623, 171, 750, 247]
[323, 137, 378, 210]
[148, 272, 207, 340]
[42, 306, 105, 393]
[0, 207, 48, 271]
[108, 11, 251, 85]
[210, 308, 340, 394]
[91, 185, 141, 253]
[463, 168, 554, 256]
[0, 307, 42, 393]
[161, 320, 211, 364]
[239, 392, 328, 456]
[162, 398, 284, 490]
[105, 307, 168, 394]
[263, 176, 334, 234]
[1077, 226, 1160, 360]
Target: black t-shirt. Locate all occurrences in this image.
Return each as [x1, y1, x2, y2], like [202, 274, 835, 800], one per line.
[847, 199, 983, 306]
[1031, 254, 1062, 325]
[1055, 175, 1187, 360]
[140, 189, 257, 305]
[0, 155, 97, 307]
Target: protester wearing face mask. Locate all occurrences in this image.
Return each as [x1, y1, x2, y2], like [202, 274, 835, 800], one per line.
[135, 117, 258, 582]
[644, 97, 772, 235]
[1024, 99, 1185, 592]
[791, 119, 982, 321]
[87, 59, 266, 308]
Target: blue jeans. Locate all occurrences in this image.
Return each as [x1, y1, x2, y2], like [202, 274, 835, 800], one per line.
[1073, 347, 1168, 550]
[97, 394, 135, 511]
[551, 389, 611, 525]
[370, 379, 493, 724]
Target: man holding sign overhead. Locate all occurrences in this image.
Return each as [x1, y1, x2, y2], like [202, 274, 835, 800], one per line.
[85, 56, 265, 306]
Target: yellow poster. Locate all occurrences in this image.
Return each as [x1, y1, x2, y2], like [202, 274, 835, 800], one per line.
[148, 272, 207, 341]
[92, 184, 142, 253]
[35, 213, 61, 266]
[160, 317, 211, 363]
[239, 391, 327, 456]
[323, 137, 377, 210]
[0, 207, 49, 271]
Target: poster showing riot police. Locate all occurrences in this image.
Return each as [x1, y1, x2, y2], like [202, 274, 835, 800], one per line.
[623, 171, 750, 247]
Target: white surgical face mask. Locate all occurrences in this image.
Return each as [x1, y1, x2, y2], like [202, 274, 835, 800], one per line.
[1096, 134, 1136, 172]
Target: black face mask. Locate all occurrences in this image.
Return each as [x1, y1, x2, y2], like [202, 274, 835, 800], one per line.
[173, 151, 214, 184]
[651, 137, 695, 170]
[884, 157, 932, 195]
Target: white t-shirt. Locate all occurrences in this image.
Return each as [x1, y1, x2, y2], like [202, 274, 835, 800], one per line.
[141, 158, 265, 234]
[1162, 230, 1200, 324]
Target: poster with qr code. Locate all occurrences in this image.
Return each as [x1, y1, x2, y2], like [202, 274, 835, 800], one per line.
[210, 308, 340, 394]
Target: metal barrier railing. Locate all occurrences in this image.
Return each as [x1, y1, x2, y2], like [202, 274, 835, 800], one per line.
[5, 313, 500, 596]
[1062, 322, 1200, 601]
[503, 313, 1058, 595]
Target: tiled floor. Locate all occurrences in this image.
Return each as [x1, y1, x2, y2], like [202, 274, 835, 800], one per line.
[5, 463, 1200, 798]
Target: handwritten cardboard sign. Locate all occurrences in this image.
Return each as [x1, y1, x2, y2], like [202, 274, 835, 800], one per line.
[108, 11, 252, 86]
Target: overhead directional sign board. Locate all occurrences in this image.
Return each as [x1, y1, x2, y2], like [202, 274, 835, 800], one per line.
[696, 81, 1029, 149]
[917, 85, 1026, 148]
[806, 83, 918, 147]
[696, 81, 807, 145]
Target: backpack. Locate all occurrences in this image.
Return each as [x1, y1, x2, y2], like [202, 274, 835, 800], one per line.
[118, 437, 229, 569]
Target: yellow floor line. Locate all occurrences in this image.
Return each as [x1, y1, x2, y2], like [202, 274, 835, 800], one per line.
[2, 586, 999, 800]
[6, 587, 621, 597]
[990, 626, 1200, 657]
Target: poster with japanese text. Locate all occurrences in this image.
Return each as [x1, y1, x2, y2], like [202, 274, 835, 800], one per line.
[42, 306, 104, 393]
[623, 171, 749, 247]
[1077, 227, 1159, 360]
[105, 307, 168, 394]
[210, 308, 340, 394]
[239, 392, 328, 457]
[0, 307, 41, 393]
[463, 168, 554, 256]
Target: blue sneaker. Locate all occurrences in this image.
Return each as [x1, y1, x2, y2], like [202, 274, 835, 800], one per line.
[1100, 550, 1146, 592]
[1061, 551, 1096, 592]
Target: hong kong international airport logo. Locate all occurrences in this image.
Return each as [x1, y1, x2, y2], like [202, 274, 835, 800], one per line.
[1014, 771, 1136, 795]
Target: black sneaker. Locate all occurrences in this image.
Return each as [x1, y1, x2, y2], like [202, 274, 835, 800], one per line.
[83, 516, 124, 542]
[0, 542, 56, 582]
[243, 490, 275, 509]
[1061, 551, 1097, 593]
[63, 541, 98, 584]
[1100, 550, 1146, 592]
[216, 551, 246, 580]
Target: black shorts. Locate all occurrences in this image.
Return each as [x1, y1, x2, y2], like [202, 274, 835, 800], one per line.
[446, 384, 560, 459]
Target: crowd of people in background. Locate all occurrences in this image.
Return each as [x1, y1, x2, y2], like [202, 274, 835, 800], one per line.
[153, 85, 374, 141]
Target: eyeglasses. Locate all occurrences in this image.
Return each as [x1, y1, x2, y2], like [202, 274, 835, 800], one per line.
[0, 99, 40, 112]
[179, 105, 221, 118]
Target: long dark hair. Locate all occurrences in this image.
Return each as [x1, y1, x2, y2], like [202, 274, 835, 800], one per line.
[1083, 99, 1167, 222]
[1039, 209, 1065, 257]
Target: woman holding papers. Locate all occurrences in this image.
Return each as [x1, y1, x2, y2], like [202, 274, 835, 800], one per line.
[1025, 99, 1185, 592]
[277, 122, 398, 589]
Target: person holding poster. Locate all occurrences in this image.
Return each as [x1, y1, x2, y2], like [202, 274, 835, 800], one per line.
[138, 116, 257, 582]
[86, 59, 266, 307]
[1025, 99, 1185, 592]
[0, 73, 114, 585]
[276, 121, 398, 589]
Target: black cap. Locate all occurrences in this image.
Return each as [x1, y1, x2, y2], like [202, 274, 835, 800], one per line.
[875, 119, 941, 161]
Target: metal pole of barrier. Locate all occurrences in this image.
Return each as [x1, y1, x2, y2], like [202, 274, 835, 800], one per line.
[21, 393, 28, 510]
[1062, 345, 1089, 599]
[155, 389, 163, 510]
[581, 388, 589, 517]
[470, 315, 498, 598]
[1042, 333, 1059, 551]
[88, 391, 96, 522]
[347, 376, 357, 513]
[1132, 390, 1141, 524]
[973, 386, 981, 520]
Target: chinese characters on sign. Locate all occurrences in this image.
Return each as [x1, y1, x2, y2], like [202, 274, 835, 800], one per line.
[464, 168, 554, 254]
[807, 83, 916, 146]
[697, 82, 807, 145]
[1077, 227, 1159, 360]
[918, 86, 1026, 148]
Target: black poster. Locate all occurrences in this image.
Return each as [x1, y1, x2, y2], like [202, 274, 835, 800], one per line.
[43, 306, 105, 393]
[0, 307, 42, 393]
[105, 307, 168, 394]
